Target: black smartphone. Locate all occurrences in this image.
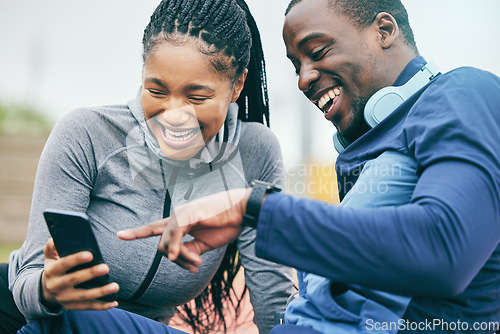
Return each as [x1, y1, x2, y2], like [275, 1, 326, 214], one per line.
[43, 209, 117, 302]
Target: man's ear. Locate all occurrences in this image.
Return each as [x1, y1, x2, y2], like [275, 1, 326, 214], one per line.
[231, 69, 248, 103]
[373, 12, 399, 49]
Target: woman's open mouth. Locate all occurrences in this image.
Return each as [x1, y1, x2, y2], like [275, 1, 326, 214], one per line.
[160, 125, 201, 149]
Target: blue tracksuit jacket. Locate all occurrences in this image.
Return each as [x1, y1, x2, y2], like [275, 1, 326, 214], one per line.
[256, 57, 500, 333]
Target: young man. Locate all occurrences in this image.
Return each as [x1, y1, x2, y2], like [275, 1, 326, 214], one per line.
[124, 0, 500, 333]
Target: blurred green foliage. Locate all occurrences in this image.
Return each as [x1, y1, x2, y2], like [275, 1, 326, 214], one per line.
[0, 242, 21, 262]
[0, 103, 54, 137]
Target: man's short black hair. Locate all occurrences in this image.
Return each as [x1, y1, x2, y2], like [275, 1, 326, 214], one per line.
[285, 0, 419, 55]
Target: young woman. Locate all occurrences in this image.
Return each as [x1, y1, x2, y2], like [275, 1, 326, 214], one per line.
[1, 0, 295, 333]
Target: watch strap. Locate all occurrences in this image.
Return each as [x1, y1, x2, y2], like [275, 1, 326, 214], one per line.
[242, 180, 281, 229]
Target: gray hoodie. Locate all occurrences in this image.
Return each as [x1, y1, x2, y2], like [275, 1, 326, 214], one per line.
[8, 92, 295, 333]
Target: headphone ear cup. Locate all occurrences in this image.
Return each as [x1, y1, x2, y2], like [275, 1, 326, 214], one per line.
[363, 61, 441, 129]
[364, 87, 405, 128]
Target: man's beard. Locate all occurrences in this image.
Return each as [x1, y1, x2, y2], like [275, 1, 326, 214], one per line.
[339, 95, 371, 143]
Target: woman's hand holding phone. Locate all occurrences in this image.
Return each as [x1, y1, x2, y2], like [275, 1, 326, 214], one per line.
[41, 238, 119, 310]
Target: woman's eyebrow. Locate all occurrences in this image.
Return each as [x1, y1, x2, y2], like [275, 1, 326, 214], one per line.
[144, 78, 216, 93]
[185, 84, 215, 93]
[144, 77, 167, 88]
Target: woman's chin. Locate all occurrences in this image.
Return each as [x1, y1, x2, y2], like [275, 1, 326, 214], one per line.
[161, 144, 206, 161]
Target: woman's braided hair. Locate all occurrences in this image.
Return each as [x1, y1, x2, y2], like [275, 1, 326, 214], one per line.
[142, 1, 270, 333]
[143, 0, 269, 126]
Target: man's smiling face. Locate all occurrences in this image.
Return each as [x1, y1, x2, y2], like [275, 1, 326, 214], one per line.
[283, 0, 389, 142]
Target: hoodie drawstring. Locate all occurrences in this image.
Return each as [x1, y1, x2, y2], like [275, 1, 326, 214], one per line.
[126, 162, 179, 302]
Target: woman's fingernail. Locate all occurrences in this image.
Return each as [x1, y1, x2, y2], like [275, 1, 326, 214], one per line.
[108, 283, 119, 293]
[96, 264, 108, 274]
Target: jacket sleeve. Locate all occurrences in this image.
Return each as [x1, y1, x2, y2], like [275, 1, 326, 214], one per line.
[255, 68, 500, 298]
[256, 160, 500, 297]
[9, 109, 97, 321]
[236, 122, 296, 333]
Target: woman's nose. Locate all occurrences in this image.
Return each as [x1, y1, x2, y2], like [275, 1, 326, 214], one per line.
[162, 104, 193, 125]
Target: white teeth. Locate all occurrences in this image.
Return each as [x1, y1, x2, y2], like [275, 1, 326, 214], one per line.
[317, 87, 341, 110]
[172, 130, 190, 137]
[164, 128, 197, 142]
[319, 96, 326, 109]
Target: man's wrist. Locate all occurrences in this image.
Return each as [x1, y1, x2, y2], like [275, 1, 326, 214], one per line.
[242, 180, 281, 229]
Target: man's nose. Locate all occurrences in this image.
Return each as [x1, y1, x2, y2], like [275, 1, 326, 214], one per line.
[298, 65, 320, 93]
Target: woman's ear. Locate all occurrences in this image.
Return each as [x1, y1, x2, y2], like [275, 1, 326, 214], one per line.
[373, 12, 399, 49]
[230, 69, 248, 102]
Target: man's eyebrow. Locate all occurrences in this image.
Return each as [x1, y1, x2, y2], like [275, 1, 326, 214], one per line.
[287, 32, 327, 60]
[144, 77, 167, 88]
[297, 32, 326, 50]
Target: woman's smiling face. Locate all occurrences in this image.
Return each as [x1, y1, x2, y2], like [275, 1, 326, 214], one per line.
[141, 39, 245, 161]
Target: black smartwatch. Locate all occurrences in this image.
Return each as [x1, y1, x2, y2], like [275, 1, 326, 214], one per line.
[242, 180, 281, 229]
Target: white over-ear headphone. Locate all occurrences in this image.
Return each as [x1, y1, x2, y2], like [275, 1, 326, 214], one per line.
[333, 61, 441, 153]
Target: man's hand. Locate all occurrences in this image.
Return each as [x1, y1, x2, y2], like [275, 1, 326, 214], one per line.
[118, 188, 252, 273]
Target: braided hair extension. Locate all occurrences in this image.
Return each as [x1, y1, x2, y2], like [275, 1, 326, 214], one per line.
[178, 242, 246, 333]
[235, 0, 270, 126]
[142, 1, 269, 332]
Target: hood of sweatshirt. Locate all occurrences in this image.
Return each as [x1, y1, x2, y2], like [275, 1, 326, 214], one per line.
[127, 88, 242, 172]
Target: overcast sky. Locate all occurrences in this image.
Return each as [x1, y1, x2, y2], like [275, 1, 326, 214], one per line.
[0, 0, 499, 165]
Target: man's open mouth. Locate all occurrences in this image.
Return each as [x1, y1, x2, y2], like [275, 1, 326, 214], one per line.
[317, 86, 342, 114]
